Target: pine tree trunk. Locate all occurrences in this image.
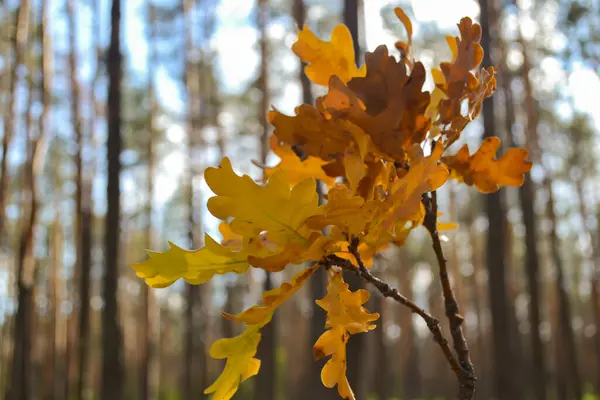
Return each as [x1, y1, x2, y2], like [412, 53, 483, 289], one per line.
[140, 2, 159, 400]
[293, 1, 334, 399]
[342, 2, 368, 397]
[497, 52, 529, 398]
[9, 15, 50, 395]
[66, 1, 92, 397]
[396, 249, 421, 399]
[373, 295, 390, 400]
[254, 1, 277, 399]
[49, 211, 64, 400]
[101, 0, 124, 398]
[515, 15, 547, 399]
[181, 0, 205, 398]
[467, 222, 491, 399]
[40, 2, 55, 396]
[574, 178, 600, 395]
[8, 18, 39, 400]
[546, 178, 582, 399]
[478, 1, 518, 398]
[0, 0, 30, 244]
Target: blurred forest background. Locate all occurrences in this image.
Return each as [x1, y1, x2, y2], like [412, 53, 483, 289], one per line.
[1, 0, 600, 399]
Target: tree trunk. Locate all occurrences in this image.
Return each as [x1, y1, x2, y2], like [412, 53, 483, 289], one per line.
[373, 295, 390, 400]
[181, 0, 205, 398]
[140, 2, 159, 400]
[342, 1, 368, 397]
[7, 14, 39, 400]
[0, 0, 30, 244]
[467, 222, 491, 399]
[514, 12, 547, 398]
[50, 210, 65, 400]
[293, 2, 334, 399]
[41, 2, 55, 397]
[574, 178, 600, 395]
[0, 3, 10, 388]
[254, 1, 277, 399]
[101, 0, 124, 398]
[9, 11, 50, 395]
[66, 1, 92, 397]
[395, 249, 421, 400]
[496, 30, 530, 396]
[546, 178, 582, 400]
[478, 1, 518, 399]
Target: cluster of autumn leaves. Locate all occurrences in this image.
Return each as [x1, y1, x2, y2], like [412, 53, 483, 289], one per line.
[133, 7, 532, 400]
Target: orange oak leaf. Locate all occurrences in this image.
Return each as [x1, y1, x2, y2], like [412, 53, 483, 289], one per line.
[442, 136, 533, 193]
[269, 105, 363, 163]
[394, 7, 413, 67]
[322, 46, 430, 162]
[432, 18, 497, 145]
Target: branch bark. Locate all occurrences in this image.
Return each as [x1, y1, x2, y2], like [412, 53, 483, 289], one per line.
[422, 192, 476, 400]
[325, 248, 466, 393]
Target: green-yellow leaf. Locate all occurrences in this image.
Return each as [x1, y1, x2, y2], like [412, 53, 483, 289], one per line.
[131, 235, 250, 288]
[204, 326, 262, 400]
[206, 265, 318, 400]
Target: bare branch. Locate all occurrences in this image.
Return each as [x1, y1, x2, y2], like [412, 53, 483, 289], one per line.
[423, 192, 476, 399]
[325, 249, 464, 383]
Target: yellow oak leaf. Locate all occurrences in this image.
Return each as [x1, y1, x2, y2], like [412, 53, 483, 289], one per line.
[375, 142, 448, 234]
[207, 265, 318, 400]
[314, 326, 354, 399]
[442, 136, 533, 193]
[306, 186, 378, 238]
[314, 272, 379, 399]
[265, 135, 336, 187]
[204, 326, 262, 400]
[205, 157, 320, 247]
[292, 24, 366, 86]
[219, 222, 243, 250]
[343, 146, 366, 195]
[223, 264, 318, 325]
[132, 235, 249, 288]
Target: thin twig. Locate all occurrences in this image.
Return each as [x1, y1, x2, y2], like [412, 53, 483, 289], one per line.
[325, 250, 463, 380]
[423, 192, 476, 399]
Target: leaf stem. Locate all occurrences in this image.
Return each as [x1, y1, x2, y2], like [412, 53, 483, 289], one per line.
[422, 191, 476, 400]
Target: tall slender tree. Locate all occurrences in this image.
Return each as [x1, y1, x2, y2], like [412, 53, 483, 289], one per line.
[66, 0, 92, 397]
[8, 10, 41, 398]
[101, 0, 124, 398]
[478, 0, 517, 398]
[254, 1, 277, 399]
[181, 0, 206, 398]
[293, 1, 333, 399]
[39, 1, 54, 395]
[545, 177, 582, 399]
[0, 0, 30, 244]
[514, 10, 547, 399]
[48, 209, 65, 400]
[139, 2, 159, 399]
[341, 2, 368, 398]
